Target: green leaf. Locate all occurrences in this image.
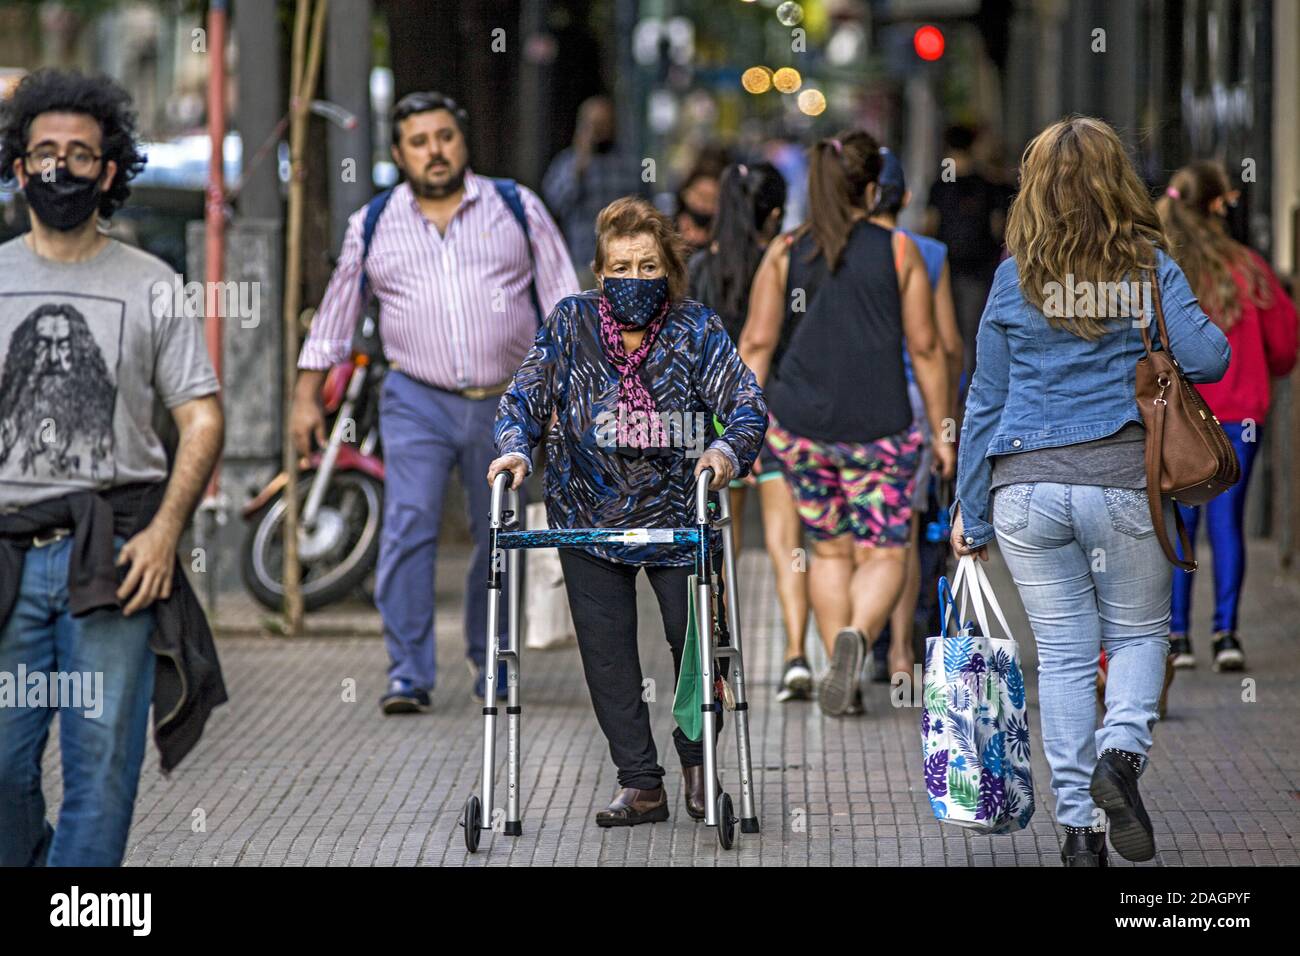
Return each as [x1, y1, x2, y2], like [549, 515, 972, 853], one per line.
[924, 682, 949, 715]
[948, 768, 979, 812]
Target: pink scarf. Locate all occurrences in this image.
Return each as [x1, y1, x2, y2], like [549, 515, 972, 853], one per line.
[597, 295, 670, 450]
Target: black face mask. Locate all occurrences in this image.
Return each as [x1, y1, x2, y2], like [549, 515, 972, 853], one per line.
[23, 167, 102, 231]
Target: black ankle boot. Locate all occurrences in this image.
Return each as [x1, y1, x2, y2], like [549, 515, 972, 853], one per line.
[1061, 830, 1109, 867]
[1089, 750, 1155, 862]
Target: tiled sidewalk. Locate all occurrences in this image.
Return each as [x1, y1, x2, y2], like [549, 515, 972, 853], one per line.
[41, 542, 1300, 865]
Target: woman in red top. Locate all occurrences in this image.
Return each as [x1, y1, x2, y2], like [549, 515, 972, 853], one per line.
[1157, 161, 1298, 672]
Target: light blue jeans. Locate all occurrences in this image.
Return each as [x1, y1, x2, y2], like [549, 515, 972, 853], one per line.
[0, 535, 156, 866]
[992, 482, 1171, 828]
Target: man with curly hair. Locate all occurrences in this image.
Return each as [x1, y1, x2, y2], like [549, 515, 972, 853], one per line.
[0, 69, 226, 866]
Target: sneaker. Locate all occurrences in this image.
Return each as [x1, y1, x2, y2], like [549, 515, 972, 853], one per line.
[1089, 751, 1155, 862]
[776, 656, 812, 702]
[869, 637, 890, 684]
[1211, 631, 1246, 671]
[1169, 633, 1195, 669]
[819, 628, 866, 717]
[380, 678, 431, 715]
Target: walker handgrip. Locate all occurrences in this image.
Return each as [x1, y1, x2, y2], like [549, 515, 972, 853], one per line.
[695, 467, 714, 525]
[489, 470, 512, 527]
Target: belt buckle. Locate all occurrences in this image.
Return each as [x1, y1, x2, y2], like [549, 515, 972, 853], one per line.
[32, 528, 71, 548]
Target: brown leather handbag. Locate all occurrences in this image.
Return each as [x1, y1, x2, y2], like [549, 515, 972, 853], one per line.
[1135, 271, 1239, 571]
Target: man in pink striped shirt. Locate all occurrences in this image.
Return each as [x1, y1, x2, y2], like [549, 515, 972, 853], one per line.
[291, 92, 578, 714]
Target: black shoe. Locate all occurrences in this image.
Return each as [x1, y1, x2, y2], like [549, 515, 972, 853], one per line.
[776, 656, 812, 702]
[819, 629, 866, 717]
[1089, 751, 1155, 862]
[1061, 830, 1109, 867]
[1169, 634, 1195, 669]
[1211, 631, 1246, 671]
[380, 678, 431, 715]
[595, 786, 669, 827]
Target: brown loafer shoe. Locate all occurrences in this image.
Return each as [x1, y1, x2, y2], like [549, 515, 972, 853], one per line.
[682, 765, 722, 820]
[595, 786, 669, 827]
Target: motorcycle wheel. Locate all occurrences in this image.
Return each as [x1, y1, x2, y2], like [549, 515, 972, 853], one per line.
[241, 470, 383, 612]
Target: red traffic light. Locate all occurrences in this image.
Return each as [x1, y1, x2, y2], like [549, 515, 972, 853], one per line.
[914, 25, 944, 61]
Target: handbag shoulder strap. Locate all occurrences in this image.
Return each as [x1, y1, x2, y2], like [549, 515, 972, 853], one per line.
[1140, 266, 1199, 572]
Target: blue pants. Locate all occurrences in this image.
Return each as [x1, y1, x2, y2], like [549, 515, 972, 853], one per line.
[993, 482, 1172, 828]
[376, 371, 516, 690]
[1171, 422, 1258, 635]
[0, 536, 156, 867]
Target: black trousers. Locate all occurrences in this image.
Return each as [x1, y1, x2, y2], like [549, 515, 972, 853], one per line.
[558, 548, 723, 791]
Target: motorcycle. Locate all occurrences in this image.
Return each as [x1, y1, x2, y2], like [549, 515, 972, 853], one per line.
[240, 317, 386, 611]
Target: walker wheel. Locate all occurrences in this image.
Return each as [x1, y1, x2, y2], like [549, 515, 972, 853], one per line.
[463, 795, 482, 853]
[716, 792, 736, 850]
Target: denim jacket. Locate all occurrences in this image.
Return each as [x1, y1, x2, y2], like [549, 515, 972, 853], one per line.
[954, 249, 1231, 548]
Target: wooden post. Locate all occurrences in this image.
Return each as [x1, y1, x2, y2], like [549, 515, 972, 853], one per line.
[281, 0, 330, 634]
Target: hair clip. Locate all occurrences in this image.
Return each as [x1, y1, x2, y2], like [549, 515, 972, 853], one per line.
[1165, 186, 1181, 199]
[737, 163, 749, 177]
[829, 138, 843, 155]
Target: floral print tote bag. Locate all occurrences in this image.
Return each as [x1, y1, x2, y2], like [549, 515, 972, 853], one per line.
[922, 556, 1035, 834]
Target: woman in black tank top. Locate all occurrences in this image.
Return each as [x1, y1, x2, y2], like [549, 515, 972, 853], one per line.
[740, 129, 954, 718]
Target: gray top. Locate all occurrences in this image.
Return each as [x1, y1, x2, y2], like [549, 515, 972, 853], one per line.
[990, 421, 1147, 491]
[0, 236, 219, 509]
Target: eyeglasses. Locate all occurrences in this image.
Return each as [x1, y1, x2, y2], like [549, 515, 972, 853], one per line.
[23, 142, 103, 178]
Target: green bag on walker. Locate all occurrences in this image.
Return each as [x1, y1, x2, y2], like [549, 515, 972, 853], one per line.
[672, 576, 703, 742]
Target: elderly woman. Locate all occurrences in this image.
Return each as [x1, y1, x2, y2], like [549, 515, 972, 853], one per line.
[488, 197, 767, 827]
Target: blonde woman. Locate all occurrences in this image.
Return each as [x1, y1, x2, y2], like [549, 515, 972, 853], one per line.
[951, 118, 1230, 866]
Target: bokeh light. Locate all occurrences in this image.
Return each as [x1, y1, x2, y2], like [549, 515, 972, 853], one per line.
[741, 66, 773, 94]
[796, 88, 826, 116]
[772, 67, 802, 94]
[914, 25, 945, 61]
[776, 2, 804, 27]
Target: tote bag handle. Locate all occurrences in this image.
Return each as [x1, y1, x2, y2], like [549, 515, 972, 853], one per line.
[956, 555, 1015, 643]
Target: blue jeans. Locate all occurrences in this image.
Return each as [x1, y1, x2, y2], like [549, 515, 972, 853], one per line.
[0, 535, 156, 866]
[992, 482, 1171, 828]
[376, 371, 519, 690]
[1171, 422, 1258, 635]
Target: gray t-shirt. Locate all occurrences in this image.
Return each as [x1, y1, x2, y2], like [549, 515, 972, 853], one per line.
[0, 236, 219, 509]
[990, 421, 1148, 491]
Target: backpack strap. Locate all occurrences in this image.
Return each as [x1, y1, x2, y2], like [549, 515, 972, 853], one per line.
[357, 187, 394, 302]
[491, 177, 544, 326]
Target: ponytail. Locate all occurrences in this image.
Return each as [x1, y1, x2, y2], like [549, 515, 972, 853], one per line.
[802, 129, 883, 272]
[1157, 161, 1271, 331]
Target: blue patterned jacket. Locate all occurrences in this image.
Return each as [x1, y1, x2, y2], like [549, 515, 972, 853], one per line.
[495, 291, 767, 565]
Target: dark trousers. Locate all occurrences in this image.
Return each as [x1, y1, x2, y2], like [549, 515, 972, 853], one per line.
[558, 548, 722, 791]
[951, 267, 996, 385]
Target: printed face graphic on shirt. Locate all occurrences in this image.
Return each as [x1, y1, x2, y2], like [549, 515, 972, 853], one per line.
[0, 297, 120, 484]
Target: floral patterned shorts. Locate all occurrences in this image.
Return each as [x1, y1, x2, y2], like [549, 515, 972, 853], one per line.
[765, 417, 924, 546]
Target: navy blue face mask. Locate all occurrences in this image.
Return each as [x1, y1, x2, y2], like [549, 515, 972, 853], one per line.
[602, 276, 670, 329]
